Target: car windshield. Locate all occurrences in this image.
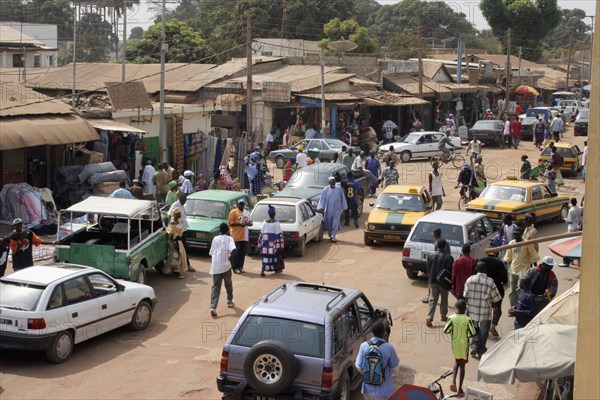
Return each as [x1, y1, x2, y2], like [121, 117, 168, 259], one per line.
[541, 147, 576, 158]
[401, 133, 421, 144]
[479, 185, 527, 202]
[526, 109, 548, 118]
[252, 204, 296, 223]
[287, 164, 341, 188]
[472, 121, 499, 129]
[323, 139, 347, 149]
[184, 199, 227, 218]
[232, 315, 325, 358]
[0, 281, 45, 311]
[410, 222, 464, 247]
[374, 193, 424, 212]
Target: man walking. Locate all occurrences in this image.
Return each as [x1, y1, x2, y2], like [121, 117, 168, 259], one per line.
[355, 320, 399, 400]
[479, 252, 508, 337]
[501, 115, 511, 149]
[504, 227, 539, 307]
[560, 197, 582, 267]
[153, 163, 170, 203]
[342, 172, 362, 228]
[228, 198, 253, 274]
[365, 151, 381, 198]
[426, 239, 454, 327]
[208, 223, 237, 317]
[382, 117, 398, 144]
[429, 161, 445, 210]
[317, 176, 348, 243]
[463, 262, 502, 358]
[168, 194, 195, 272]
[141, 160, 156, 198]
[510, 115, 522, 149]
[343, 148, 356, 171]
[9, 219, 55, 271]
[381, 161, 399, 189]
[550, 113, 564, 142]
[451, 244, 476, 299]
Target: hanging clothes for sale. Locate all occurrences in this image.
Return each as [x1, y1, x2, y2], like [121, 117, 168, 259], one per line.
[203, 133, 218, 178]
[214, 136, 223, 173]
[0, 183, 56, 227]
[221, 138, 233, 167]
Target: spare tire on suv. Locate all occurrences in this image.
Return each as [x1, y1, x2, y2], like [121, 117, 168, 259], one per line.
[243, 340, 298, 396]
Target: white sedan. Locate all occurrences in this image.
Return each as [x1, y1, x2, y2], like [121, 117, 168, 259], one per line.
[378, 131, 461, 163]
[248, 197, 324, 257]
[0, 264, 157, 363]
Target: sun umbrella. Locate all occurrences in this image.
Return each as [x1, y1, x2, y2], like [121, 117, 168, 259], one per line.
[549, 236, 582, 259]
[532, 281, 579, 326]
[389, 384, 437, 400]
[514, 85, 540, 96]
[552, 91, 574, 96]
[478, 324, 577, 384]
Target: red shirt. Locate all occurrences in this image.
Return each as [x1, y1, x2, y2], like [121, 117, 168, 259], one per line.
[510, 120, 522, 137]
[452, 254, 477, 297]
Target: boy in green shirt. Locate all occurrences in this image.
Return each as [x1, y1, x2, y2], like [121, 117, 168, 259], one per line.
[443, 299, 476, 397]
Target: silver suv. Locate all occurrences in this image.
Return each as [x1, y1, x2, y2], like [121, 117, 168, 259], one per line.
[217, 282, 392, 399]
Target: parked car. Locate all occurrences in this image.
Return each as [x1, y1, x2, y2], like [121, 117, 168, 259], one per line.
[519, 107, 552, 140]
[401, 211, 497, 279]
[378, 131, 461, 163]
[248, 197, 324, 257]
[364, 185, 432, 246]
[268, 139, 361, 168]
[55, 197, 168, 284]
[0, 264, 156, 363]
[465, 177, 569, 225]
[274, 163, 369, 216]
[557, 99, 583, 121]
[538, 143, 583, 177]
[468, 120, 504, 145]
[574, 108, 589, 136]
[184, 190, 252, 249]
[216, 281, 393, 399]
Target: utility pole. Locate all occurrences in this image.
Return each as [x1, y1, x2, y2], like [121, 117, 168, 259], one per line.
[456, 37, 462, 84]
[280, 2, 286, 56]
[246, 8, 253, 140]
[158, 0, 167, 162]
[505, 28, 511, 113]
[566, 35, 574, 91]
[121, 0, 127, 82]
[72, 4, 77, 111]
[320, 47, 326, 136]
[518, 46, 522, 85]
[417, 25, 423, 100]
[589, 15, 595, 75]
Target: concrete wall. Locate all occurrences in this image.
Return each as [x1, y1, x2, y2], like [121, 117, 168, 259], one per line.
[0, 49, 57, 68]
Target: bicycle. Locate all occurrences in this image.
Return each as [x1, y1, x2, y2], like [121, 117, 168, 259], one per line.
[429, 148, 465, 169]
[457, 184, 474, 210]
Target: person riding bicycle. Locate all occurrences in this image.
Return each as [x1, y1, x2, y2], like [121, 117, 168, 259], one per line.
[455, 163, 476, 200]
[438, 132, 458, 162]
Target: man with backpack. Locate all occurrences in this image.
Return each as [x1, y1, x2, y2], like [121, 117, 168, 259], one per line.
[355, 319, 399, 399]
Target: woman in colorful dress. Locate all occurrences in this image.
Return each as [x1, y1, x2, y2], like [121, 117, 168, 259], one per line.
[259, 205, 284, 277]
[163, 207, 186, 279]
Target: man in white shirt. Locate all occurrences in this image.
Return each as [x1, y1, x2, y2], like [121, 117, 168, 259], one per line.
[502, 117, 511, 149]
[550, 115, 564, 142]
[296, 150, 308, 168]
[304, 125, 317, 139]
[581, 140, 587, 182]
[382, 119, 398, 144]
[351, 151, 364, 172]
[208, 223, 237, 317]
[266, 130, 275, 154]
[466, 138, 483, 165]
[559, 197, 582, 267]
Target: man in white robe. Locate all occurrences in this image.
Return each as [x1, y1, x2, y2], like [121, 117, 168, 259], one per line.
[141, 160, 156, 196]
[317, 176, 348, 243]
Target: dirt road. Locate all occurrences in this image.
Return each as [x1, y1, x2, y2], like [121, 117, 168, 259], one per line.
[0, 128, 585, 400]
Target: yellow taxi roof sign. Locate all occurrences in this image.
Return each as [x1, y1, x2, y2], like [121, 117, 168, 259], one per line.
[408, 188, 418, 194]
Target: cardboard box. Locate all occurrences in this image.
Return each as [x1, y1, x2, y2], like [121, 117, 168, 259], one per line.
[93, 182, 120, 194]
[76, 148, 105, 165]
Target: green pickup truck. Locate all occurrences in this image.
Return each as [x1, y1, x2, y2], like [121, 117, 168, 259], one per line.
[54, 197, 168, 284]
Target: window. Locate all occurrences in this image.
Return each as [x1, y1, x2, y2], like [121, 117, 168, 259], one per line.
[87, 273, 118, 297]
[531, 187, 543, 201]
[299, 203, 310, 222]
[12, 53, 24, 68]
[48, 55, 54, 66]
[542, 186, 553, 198]
[467, 223, 479, 244]
[302, 201, 315, 217]
[356, 296, 374, 329]
[307, 140, 324, 150]
[411, 222, 464, 247]
[482, 217, 495, 236]
[33, 54, 41, 68]
[63, 277, 93, 304]
[47, 286, 65, 310]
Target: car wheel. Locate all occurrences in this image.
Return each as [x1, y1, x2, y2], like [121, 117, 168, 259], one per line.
[338, 372, 352, 400]
[405, 269, 419, 279]
[243, 340, 298, 396]
[275, 156, 285, 169]
[314, 224, 324, 243]
[134, 264, 147, 285]
[364, 234, 374, 246]
[294, 237, 306, 257]
[556, 205, 568, 223]
[130, 300, 153, 331]
[400, 151, 411, 163]
[46, 330, 74, 363]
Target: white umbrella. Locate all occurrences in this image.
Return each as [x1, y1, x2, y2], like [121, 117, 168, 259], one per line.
[532, 281, 579, 326]
[478, 324, 577, 384]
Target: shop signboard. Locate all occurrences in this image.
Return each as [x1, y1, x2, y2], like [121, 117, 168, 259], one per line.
[261, 82, 291, 103]
[386, 60, 419, 74]
[296, 96, 321, 107]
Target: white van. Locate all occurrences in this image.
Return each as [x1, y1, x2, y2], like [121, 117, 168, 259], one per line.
[401, 211, 497, 279]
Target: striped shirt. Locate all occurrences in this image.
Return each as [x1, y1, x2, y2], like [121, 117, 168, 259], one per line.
[463, 273, 502, 322]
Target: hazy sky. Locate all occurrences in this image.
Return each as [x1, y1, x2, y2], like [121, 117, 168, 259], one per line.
[127, 0, 597, 32]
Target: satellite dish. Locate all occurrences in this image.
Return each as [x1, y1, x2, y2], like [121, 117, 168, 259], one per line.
[327, 40, 358, 53]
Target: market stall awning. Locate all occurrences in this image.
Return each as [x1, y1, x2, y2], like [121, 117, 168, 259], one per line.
[362, 91, 429, 106]
[0, 114, 99, 151]
[88, 119, 147, 133]
[444, 83, 483, 93]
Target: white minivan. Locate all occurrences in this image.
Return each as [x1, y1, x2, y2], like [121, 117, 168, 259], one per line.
[401, 211, 497, 279]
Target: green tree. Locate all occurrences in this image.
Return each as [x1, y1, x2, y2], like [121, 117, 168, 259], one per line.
[352, 0, 382, 27]
[544, 8, 590, 49]
[385, 31, 421, 60]
[318, 18, 378, 54]
[126, 19, 208, 63]
[129, 26, 144, 40]
[480, 0, 561, 61]
[64, 13, 112, 62]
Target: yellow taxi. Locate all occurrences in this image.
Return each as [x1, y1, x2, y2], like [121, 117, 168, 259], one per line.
[465, 177, 569, 225]
[538, 142, 583, 176]
[364, 185, 432, 245]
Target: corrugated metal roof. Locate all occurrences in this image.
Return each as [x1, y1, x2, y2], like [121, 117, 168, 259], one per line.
[361, 90, 429, 106]
[87, 118, 147, 133]
[385, 75, 435, 97]
[0, 67, 51, 83]
[0, 82, 72, 117]
[443, 83, 484, 94]
[297, 92, 363, 101]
